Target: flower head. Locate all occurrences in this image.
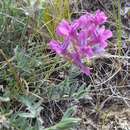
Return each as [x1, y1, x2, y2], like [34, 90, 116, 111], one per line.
[49, 10, 112, 75]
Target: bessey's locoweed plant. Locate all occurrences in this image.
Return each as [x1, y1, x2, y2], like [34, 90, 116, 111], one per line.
[49, 10, 112, 75]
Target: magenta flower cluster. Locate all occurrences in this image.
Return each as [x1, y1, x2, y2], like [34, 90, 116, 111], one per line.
[49, 10, 112, 75]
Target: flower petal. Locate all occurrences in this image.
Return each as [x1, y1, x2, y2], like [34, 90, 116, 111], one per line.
[56, 20, 71, 37]
[70, 53, 91, 75]
[94, 10, 107, 25]
[103, 29, 112, 40]
[79, 46, 93, 58]
[49, 40, 63, 55]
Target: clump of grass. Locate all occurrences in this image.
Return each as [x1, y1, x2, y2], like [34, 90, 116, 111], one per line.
[43, 0, 71, 38]
[112, 0, 123, 55]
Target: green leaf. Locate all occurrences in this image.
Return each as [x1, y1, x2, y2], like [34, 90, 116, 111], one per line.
[14, 46, 41, 73]
[45, 118, 81, 130]
[17, 112, 35, 118]
[19, 96, 33, 110]
[0, 96, 10, 102]
[18, 96, 42, 119]
[63, 106, 76, 118]
[72, 84, 90, 100]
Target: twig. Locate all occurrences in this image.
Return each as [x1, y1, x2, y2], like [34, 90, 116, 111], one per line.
[92, 53, 130, 59]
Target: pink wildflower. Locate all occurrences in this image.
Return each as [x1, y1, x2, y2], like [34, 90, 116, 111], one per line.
[49, 10, 112, 75]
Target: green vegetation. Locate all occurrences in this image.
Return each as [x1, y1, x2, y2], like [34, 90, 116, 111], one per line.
[0, 0, 130, 130]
